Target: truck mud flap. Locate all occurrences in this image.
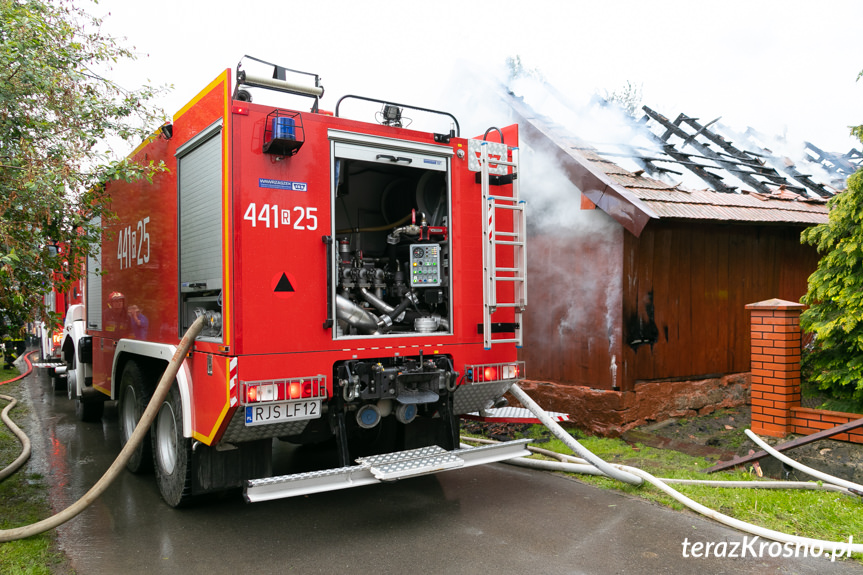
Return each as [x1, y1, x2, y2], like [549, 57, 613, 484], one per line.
[244, 439, 531, 503]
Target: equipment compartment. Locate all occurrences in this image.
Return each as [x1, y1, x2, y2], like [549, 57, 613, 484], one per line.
[331, 138, 452, 339]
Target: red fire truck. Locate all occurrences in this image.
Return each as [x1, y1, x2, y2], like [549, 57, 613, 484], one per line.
[36, 245, 83, 392]
[53, 57, 528, 506]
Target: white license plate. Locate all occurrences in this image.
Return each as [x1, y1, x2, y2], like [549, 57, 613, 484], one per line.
[244, 400, 321, 426]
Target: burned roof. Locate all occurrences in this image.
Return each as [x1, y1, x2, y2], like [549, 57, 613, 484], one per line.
[503, 89, 857, 235]
[573, 142, 829, 225]
[631, 106, 852, 199]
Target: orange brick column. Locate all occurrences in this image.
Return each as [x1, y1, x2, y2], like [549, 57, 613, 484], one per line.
[745, 299, 804, 438]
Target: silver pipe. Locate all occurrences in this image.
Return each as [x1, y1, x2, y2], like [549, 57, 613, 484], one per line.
[359, 288, 396, 315]
[335, 295, 380, 334]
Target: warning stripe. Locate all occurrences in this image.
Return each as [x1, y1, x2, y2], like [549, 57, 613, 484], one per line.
[229, 357, 238, 407]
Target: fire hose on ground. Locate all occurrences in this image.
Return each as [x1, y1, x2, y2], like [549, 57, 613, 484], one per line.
[0, 316, 204, 543]
[461, 383, 863, 556]
[0, 350, 36, 481]
[0, 328, 860, 553]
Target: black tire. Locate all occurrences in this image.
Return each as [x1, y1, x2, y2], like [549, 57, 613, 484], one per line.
[118, 362, 154, 473]
[153, 384, 193, 507]
[49, 367, 67, 394]
[75, 395, 105, 422]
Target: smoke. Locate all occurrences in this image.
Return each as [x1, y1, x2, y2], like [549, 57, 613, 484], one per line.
[716, 124, 851, 194]
[435, 67, 630, 367]
[502, 76, 627, 361]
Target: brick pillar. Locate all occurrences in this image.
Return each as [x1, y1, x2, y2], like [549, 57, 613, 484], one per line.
[745, 298, 804, 438]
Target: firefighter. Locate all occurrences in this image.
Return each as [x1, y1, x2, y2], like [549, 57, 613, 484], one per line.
[128, 305, 149, 340]
[2, 333, 24, 370]
[104, 292, 129, 335]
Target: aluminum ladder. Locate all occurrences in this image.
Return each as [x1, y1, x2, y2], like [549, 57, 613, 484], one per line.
[478, 141, 526, 349]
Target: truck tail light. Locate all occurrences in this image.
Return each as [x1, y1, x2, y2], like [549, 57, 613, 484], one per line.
[289, 381, 301, 400]
[465, 361, 524, 384]
[242, 376, 328, 405]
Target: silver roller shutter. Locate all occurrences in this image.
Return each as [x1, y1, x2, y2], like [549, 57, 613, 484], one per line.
[87, 216, 102, 330]
[178, 123, 223, 292]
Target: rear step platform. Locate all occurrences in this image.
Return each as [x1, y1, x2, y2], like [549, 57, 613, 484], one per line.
[33, 361, 64, 368]
[461, 406, 570, 424]
[245, 439, 531, 503]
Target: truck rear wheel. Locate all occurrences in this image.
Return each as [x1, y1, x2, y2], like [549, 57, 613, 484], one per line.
[153, 384, 193, 507]
[119, 362, 153, 473]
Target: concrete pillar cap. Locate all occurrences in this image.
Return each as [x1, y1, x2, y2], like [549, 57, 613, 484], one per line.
[745, 298, 806, 310]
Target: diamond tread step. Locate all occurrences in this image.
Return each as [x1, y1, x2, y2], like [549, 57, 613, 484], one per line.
[461, 406, 570, 424]
[245, 439, 531, 503]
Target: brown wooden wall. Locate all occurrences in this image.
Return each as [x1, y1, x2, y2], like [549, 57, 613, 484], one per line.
[620, 220, 819, 391]
[520, 222, 624, 389]
[521, 219, 820, 393]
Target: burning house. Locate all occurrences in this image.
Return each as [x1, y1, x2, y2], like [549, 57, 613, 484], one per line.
[505, 91, 860, 435]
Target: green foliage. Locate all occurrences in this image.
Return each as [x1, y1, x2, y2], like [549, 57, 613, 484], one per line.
[602, 80, 644, 117]
[505, 55, 544, 82]
[853, 71, 863, 144]
[800, 169, 863, 407]
[798, 68, 863, 408]
[0, 0, 167, 336]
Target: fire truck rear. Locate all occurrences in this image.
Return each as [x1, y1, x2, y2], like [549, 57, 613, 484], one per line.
[56, 58, 528, 506]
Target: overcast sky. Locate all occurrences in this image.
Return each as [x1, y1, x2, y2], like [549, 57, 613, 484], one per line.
[93, 0, 862, 154]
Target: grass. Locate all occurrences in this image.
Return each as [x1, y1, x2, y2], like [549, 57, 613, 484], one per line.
[0, 367, 73, 575]
[465, 424, 863, 556]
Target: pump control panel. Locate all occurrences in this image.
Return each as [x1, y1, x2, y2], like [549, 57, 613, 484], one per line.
[410, 244, 442, 287]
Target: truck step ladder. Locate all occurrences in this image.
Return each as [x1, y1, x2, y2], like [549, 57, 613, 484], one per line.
[475, 139, 527, 349]
[462, 406, 570, 424]
[244, 439, 531, 503]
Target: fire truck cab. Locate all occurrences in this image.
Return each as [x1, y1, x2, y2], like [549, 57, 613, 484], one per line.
[55, 58, 528, 506]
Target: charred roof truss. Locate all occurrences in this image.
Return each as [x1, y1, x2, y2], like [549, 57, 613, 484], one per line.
[634, 107, 835, 199]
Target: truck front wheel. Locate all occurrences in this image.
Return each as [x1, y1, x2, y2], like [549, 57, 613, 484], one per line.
[118, 362, 153, 473]
[153, 383, 193, 507]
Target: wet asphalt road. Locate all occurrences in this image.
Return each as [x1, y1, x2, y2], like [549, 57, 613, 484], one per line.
[18, 366, 861, 575]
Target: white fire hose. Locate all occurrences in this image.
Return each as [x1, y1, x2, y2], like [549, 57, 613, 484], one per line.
[0, 316, 204, 542]
[464, 383, 863, 556]
[508, 384, 643, 485]
[2, 340, 860, 554]
[744, 429, 863, 493]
